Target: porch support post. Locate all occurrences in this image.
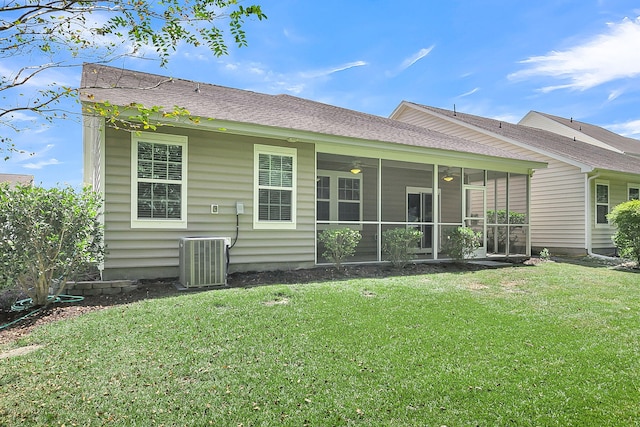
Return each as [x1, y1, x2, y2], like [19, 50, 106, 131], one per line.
[433, 164, 440, 260]
[377, 158, 382, 262]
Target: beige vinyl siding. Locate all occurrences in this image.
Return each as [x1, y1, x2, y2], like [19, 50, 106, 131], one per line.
[394, 109, 499, 146]
[102, 127, 315, 280]
[381, 163, 434, 222]
[530, 160, 585, 250]
[394, 108, 587, 252]
[590, 177, 623, 253]
[519, 112, 617, 152]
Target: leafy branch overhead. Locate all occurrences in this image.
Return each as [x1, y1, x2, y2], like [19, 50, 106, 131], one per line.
[83, 100, 202, 132]
[1, 0, 266, 156]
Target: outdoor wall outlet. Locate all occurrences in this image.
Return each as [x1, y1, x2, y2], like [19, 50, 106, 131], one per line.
[236, 202, 245, 215]
[210, 204, 219, 214]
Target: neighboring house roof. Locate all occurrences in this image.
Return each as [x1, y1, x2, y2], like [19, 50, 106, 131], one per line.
[399, 102, 640, 175]
[522, 111, 640, 156]
[0, 173, 33, 187]
[79, 64, 541, 165]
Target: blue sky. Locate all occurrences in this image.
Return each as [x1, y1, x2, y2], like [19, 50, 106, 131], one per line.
[4, 0, 640, 187]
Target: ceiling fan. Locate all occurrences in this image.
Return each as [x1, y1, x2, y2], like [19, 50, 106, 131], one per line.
[440, 167, 461, 182]
[349, 161, 362, 174]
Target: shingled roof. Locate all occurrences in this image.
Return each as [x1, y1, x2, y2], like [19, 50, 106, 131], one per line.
[527, 111, 640, 156]
[404, 103, 640, 175]
[80, 63, 541, 164]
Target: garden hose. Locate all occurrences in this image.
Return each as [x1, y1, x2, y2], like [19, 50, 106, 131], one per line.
[0, 295, 85, 331]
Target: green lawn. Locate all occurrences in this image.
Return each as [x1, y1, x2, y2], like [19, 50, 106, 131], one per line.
[1, 260, 639, 426]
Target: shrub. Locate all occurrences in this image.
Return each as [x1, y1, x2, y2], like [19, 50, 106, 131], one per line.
[382, 227, 423, 269]
[318, 228, 361, 270]
[441, 226, 481, 262]
[607, 200, 640, 265]
[0, 184, 104, 307]
[539, 247, 551, 261]
[486, 209, 526, 224]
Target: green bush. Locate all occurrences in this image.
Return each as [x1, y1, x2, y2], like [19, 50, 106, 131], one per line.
[608, 200, 640, 265]
[539, 247, 551, 261]
[0, 184, 104, 306]
[382, 227, 423, 269]
[486, 209, 526, 224]
[442, 226, 481, 262]
[318, 228, 361, 270]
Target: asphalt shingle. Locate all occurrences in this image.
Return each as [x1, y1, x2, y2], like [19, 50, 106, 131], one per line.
[408, 103, 640, 175]
[80, 64, 540, 164]
[530, 111, 640, 156]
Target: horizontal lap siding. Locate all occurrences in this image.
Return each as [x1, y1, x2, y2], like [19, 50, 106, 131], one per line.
[530, 161, 585, 249]
[395, 109, 587, 250]
[591, 179, 625, 250]
[102, 127, 315, 280]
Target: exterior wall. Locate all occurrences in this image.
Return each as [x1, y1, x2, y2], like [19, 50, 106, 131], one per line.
[394, 108, 587, 253]
[589, 176, 630, 255]
[102, 126, 316, 280]
[530, 160, 585, 252]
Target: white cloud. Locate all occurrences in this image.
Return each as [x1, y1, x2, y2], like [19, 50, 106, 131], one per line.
[385, 46, 434, 78]
[300, 61, 368, 79]
[8, 140, 55, 164]
[248, 65, 267, 75]
[398, 46, 434, 72]
[458, 87, 480, 98]
[22, 158, 61, 170]
[283, 28, 306, 43]
[606, 119, 640, 138]
[4, 110, 37, 123]
[607, 89, 623, 101]
[0, 63, 78, 91]
[509, 17, 640, 92]
[212, 57, 367, 98]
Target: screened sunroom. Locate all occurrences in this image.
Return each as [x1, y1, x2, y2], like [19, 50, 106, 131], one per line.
[316, 153, 530, 265]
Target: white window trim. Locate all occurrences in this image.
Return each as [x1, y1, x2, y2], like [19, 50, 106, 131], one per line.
[130, 132, 188, 229]
[316, 170, 363, 229]
[253, 144, 297, 230]
[595, 180, 610, 227]
[627, 183, 640, 201]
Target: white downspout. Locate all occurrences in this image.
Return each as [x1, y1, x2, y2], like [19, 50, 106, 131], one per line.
[585, 173, 617, 260]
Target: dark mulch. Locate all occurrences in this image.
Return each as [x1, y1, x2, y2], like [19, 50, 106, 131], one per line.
[0, 261, 511, 347]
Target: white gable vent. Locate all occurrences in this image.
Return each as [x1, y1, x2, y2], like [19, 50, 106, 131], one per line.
[179, 237, 230, 288]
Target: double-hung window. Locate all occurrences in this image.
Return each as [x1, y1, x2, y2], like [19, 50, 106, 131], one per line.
[316, 170, 362, 226]
[595, 181, 609, 226]
[628, 184, 640, 201]
[254, 145, 297, 229]
[131, 133, 187, 229]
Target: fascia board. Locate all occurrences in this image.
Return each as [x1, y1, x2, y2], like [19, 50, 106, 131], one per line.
[177, 115, 547, 172]
[84, 105, 546, 173]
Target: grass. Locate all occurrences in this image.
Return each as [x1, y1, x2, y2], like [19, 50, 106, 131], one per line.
[1, 260, 639, 426]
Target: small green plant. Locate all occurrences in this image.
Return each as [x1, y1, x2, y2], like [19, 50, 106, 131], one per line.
[539, 247, 551, 261]
[0, 184, 104, 306]
[318, 228, 361, 270]
[442, 226, 481, 262]
[608, 200, 640, 265]
[486, 209, 526, 225]
[382, 227, 423, 269]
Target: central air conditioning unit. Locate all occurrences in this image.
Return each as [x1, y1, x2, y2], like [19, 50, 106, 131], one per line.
[179, 237, 230, 288]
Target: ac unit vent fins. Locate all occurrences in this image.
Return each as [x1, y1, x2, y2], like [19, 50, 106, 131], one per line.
[179, 237, 229, 288]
